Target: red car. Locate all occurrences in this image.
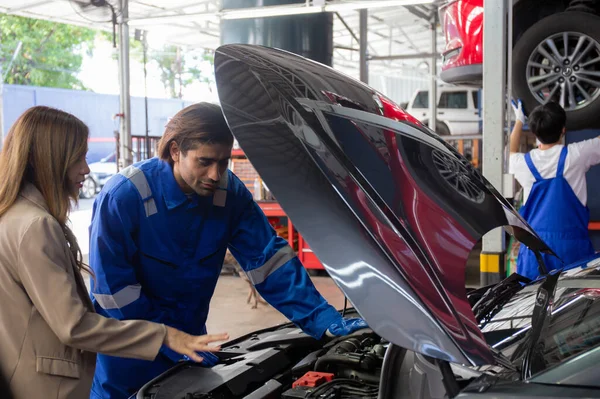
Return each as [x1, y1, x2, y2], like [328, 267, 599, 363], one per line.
[439, 0, 600, 130]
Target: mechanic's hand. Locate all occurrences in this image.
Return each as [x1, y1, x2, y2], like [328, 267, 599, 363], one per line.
[164, 326, 228, 363]
[325, 317, 369, 338]
[183, 351, 220, 367]
[511, 98, 526, 124]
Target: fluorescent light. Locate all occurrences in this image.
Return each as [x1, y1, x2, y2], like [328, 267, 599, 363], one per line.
[326, 0, 435, 12]
[221, 5, 322, 20]
[129, 12, 215, 26]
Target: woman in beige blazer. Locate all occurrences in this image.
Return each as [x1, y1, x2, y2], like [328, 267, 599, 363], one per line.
[0, 106, 229, 399]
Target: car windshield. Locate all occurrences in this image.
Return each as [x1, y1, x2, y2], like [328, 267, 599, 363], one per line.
[479, 263, 600, 378]
[101, 152, 116, 163]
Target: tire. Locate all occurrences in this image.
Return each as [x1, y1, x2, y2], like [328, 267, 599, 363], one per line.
[79, 177, 97, 199]
[423, 120, 451, 136]
[435, 122, 451, 136]
[512, 11, 600, 131]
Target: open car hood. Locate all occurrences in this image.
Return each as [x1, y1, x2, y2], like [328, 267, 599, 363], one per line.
[213, 44, 555, 367]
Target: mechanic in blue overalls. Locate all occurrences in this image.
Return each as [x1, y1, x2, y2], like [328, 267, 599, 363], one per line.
[509, 100, 600, 280]
[88, 103, 368, 399]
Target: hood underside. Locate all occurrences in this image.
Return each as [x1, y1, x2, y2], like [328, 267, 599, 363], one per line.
[214, 44, 553, 367]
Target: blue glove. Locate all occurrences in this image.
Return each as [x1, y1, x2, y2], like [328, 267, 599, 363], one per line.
[183, 351, 220, 367]
[326, 317, 369, 337]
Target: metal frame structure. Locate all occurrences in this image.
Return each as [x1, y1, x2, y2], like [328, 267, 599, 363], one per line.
[0, 0, 445, 168]
[117, 0, 132, 169]
[0, 0, 445, 77]
[481, 0, 508, 285]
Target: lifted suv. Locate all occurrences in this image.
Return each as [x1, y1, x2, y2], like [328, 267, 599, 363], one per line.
[439, 0, 600, 130]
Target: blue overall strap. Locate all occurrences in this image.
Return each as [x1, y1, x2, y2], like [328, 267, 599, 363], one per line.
[524, 152, 543, 182]
[556, 146, 568, 178]
[119, 165, 158, 217]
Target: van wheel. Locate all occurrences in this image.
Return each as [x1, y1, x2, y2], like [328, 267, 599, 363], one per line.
[512, 11, 600, 130]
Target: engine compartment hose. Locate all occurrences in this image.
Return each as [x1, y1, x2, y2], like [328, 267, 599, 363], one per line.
[306, 378, 378, 399]
[337, 368, 381, 384]
[314, 353, 378, 372]
[331, 338, 361, 354]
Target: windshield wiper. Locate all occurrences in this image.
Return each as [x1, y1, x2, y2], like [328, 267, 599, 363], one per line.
[520, 267, 560, 379]
[534, 250, 549, 277]
[472, 273, 531, 325]
[490, 347, 517, 372]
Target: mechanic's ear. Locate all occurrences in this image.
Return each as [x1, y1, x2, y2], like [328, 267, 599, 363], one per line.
[170, 142, 181, 163]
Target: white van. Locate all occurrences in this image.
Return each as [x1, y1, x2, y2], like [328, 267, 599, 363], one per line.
[405, 86, 481, 136]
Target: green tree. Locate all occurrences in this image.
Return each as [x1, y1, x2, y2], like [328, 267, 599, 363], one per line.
[151, 45, 214, 99]
[0, 14, 96, 89]
[99, 31, 214, 99]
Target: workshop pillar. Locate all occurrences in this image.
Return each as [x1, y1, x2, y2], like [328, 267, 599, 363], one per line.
[481, 0, 508, 285]
[359, 9, 368, 83]
[118, 0, 132, 169]
[428, 15, 437, 131]
[220, 0, 333, 66]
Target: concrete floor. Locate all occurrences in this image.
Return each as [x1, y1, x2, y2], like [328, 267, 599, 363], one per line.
[206, 275, 346, 340]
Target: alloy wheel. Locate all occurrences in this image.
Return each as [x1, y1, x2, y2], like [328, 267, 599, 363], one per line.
[80, 177, 96, 199]
[526, 32, 600, 111]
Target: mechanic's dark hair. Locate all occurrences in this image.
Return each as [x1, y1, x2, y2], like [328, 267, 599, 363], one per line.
[528, 102, 566, 144]
[157, 102, 233, 164]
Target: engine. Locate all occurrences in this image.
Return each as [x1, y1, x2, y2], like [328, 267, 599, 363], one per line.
[280, 331, 385, 399]
[135, 323, 385, 399]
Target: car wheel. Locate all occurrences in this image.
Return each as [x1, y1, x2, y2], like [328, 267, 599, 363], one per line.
[423, 121, 451, 136]
[512, 11, 600, 130]
[435, 122, 451, 136]
[79, 177, 96, 199]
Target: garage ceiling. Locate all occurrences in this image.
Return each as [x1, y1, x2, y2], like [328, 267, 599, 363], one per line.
[0, 0, 446, 78]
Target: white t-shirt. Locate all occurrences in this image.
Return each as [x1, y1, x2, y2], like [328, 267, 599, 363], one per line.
[509, 137, 600, 206]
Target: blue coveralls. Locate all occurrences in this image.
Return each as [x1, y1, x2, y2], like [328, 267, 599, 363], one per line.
[88, 157, 342, 399]
[517, 146, 595, 280]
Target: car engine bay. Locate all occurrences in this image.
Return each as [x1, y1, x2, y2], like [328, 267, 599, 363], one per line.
[136, 318, 386, 399]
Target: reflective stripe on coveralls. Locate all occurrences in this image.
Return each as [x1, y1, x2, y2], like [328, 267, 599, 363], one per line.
[119, 165, 158, 217]
[93, 284, 142, 310]
[246, 245, 296, 285]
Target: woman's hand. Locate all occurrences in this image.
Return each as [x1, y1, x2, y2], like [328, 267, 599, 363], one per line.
[164, 326, 229, 363]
